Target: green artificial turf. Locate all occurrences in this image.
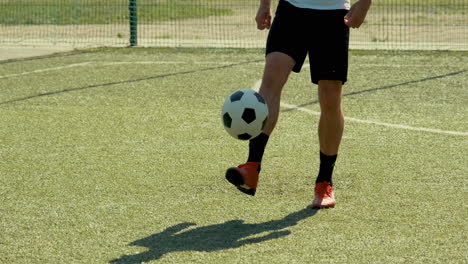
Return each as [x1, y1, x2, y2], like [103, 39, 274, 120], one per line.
[0, 0, 232, 25]
[0, 48, 467, 263]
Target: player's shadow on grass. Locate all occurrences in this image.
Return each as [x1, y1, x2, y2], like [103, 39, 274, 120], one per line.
[109, 207, 317, 264]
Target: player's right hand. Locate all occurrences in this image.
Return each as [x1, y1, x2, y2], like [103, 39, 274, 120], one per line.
[344, 0, 371, 28]
[255, 6, 272, 30]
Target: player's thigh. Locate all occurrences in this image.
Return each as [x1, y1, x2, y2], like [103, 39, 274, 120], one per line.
[264, 52, 295, 78]
[308, 10, 350, 85]
[266, 0, 308, 73]
[259, 52, 295, 100]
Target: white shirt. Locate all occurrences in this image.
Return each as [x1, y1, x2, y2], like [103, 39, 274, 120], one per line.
[285, 0, 350, 10]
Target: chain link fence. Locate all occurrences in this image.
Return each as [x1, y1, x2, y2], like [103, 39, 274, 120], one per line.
[1, 0, 467, 50]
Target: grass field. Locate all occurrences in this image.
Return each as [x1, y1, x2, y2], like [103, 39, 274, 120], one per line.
[0, 0, 231, 25]
[0, 48, 467, 263]
[1, 0, 466, 25]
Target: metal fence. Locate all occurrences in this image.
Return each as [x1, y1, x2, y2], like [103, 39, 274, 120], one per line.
[1, 0, 467, 50]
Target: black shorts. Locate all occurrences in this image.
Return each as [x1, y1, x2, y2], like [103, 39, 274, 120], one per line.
[266, 0, 350, 84]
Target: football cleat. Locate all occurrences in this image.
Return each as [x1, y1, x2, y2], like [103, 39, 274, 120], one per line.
[312, 181, 336, 209]
[225, 162, 260, 196]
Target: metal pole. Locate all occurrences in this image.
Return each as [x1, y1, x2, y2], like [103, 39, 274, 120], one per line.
[129, 0, 138, 46]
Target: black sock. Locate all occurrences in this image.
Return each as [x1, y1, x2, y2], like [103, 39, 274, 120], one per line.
[247, 133, 269, 163]
[316, 152, 338, 185]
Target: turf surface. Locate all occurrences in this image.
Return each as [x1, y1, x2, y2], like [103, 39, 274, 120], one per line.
[0, 0, 231, 25]
[0, 48, 467, 263]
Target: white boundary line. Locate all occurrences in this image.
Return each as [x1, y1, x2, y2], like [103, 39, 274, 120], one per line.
[1, 61, 466, 136]
[2, 61, 467, 137]
[0, 62, 91, 79]
[0, 61, 249, 79]
[0, 61, 186, 79]
[0, 61, 456, 80]
[252, 79, 468, 137]
[280, 102, 468, 136]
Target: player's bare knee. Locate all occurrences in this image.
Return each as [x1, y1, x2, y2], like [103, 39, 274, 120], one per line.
[265, 52, 295, 72]
[319, 94, 342, 114]
[318, 80, 342, 113]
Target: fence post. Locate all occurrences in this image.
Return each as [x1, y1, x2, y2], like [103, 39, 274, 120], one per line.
[129, 0, 138, 46]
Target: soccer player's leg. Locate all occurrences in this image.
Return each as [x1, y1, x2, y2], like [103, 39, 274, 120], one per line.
[259, 52, 296, 136]
[308, 9, 349, 208]
[226, 0, 304, 196]
[225, 53, 295, 196]
[312, 80, 343, 208]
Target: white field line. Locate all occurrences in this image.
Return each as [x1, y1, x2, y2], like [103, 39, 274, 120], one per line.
[0, 61, 452, 80]
[1, 61, 466, 137]
[280, 102, 468, 136]
[251, 80, 468, 137]
[0, 61, 188, 79]
[0, 61, 251, 79]
[0, 62, 91, 79]
[252, 79, 262, 91]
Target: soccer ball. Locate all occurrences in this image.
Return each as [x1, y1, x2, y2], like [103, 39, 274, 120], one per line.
[221, 88, 269, 140]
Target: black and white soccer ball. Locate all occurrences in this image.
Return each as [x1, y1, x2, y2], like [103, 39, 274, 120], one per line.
[221, 88, 269, 140]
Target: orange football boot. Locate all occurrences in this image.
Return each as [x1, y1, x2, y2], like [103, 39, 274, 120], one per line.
[225, 162, 260, 196]
[312, 181, 336, 209]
